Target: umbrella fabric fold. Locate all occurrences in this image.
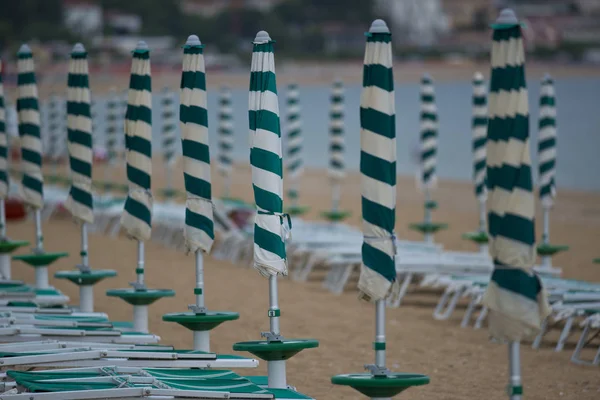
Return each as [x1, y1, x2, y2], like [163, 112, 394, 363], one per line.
[105, 89, 120, 167]
[471, 72, 487, 202]
[16, 45, 44, 209]
[285, 83, 303, 202]
[328, 79, 345, 181]
[418, 74, 437, 190]
[482, 18, 551, 341]
[357, 20, 397, 302]
[64, 44, 94, 224]
[180, 35, 214, 254]
[249, 31, 288, 277]
[217, 87, 233, 192]
[161, 88, 177, 167]
[538, 74, 557, 208]
[45, 94, 64, 167]
[120, 42, 153, 241]
[0, 60, 8, 199]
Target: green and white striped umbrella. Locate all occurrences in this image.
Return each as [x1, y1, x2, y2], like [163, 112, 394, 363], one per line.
[538, 74, 556, 208]
[357, 20, 396, 302]
[64, 43, 94, 224]
[180, 35, 214, 254]
[120, 41, 153, 241]
[161, 87, 177, 167]
[217, 86, 233, 196]
[45, 94, 64, 164]
[285, 83, 302, 204]
[105, 88, 120, 166]
[16, 44, 43, 209]
[419, 73, 437, 189]
[471, 72, 487, 201]
[482, 11, 550, 341]
[0, 60, 8, 199]
[249, 31, 288, 277]
[328, 79, 345, 181]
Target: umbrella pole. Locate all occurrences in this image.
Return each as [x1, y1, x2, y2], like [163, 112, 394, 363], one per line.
[541, 205, 551, 267]
[424, 189, 432, 243]
[268, 274, 286, 389]
[331, 181, 340, 213]
[375, 299, 386, 368]
[78, 222, 94, 313]
[33, 209, 49, 289]
[508, 341, 523, 400]
[0, 199, 9, 280]
[478, 197, 488, 254]
[133, 240, 148, 333]
[193, 250, 210, 351]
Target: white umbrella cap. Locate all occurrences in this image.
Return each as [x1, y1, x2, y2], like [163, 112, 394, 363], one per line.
[496, 8, 518, 25]
[136, 41, 149, 51]
[18, 44, 31, 55]
[474, 71, 484, 80]
[254, 30, 271, 44]
[186, 35, 201, 46]
[72, 43, 86, 53]
[422, 72, 432, 80]
[543, 73, 552, 81]
[369, 19, 390, 34]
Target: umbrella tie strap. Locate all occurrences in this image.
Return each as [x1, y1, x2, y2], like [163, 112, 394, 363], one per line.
[257, 210, 292, 240]
[363, 233, 397, 254]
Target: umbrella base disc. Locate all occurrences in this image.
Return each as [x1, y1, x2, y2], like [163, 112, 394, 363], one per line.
[233, 339, 319, 361]
[13, 252, 69, 267]
[158, 188, 183, 200]
[537, 243, 569, 257]
[331, 373, 430, 398]
[106, 288, 175, 306]
[0, 240, 30, 254]
[409, 222, 448, 234]
[424, 200, 438, 210]
[462, 231, 489, 244]
[54, 269, 117, 286]
[320, 210, 352, 222]
[162, 311, 239, 331]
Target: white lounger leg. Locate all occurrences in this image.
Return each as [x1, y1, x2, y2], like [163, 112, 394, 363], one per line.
[474, 306, 488, 329]
[461, 296, 479, 328]
[433, 288, 463, 320]
[555, 316, 575, 352]
[531, 318, 549, 349]
[389, 273, 413, 308]
[571, 324, 593, 365]
[294, 253, 319, 282]
[332, 264, 356, 295]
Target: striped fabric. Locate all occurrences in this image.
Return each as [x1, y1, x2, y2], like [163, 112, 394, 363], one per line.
[16, 44, 44, 209]
[328, 79, 345, 181]
[538, 74, 556, 207]
[161, 88, 177, 167]
[105, 89, 120, 165]
[64, 44, 94, 224]
[472, 72, 487, 201]
[45, 94, 64, 163]
[357, 20, 396, 302]
[120, 41, 153, 241]
[0, 59, 8, 199]
[180, 35, 214, 254]
[285, 83, 302, 202]
[217, 86, 233, 196]
[419, 73, 438, 189]
[249, 31, 288, 277]
[482, 14, 551, 341]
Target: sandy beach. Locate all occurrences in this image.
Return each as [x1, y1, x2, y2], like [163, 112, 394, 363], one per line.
[7, 161, 600, 400]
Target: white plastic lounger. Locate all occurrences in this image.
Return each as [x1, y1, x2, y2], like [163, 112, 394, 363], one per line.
[0, 327, 160, 344]
[571, 313, 600, 366]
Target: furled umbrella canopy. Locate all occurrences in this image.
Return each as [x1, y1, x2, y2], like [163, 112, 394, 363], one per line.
[180, 35, 214, 254]
[285, 83, 303, 204]
[105, 89, 120, 167]
[357, 19, 396, 302]
[538, 74, 557, 208]
[64, 43, 94, 224]
[120, 41, 153, 241]
[217, 86, 234, 197]
[249, 31, 288, 277]
[482, 10, 551, 341]
[328, 79, 345, 181]
[419, 73, 437, 189]
[471, 72, 487, 202]
[161, 87, 177, 168]
[16, 44, 43, 209]
[0, 60, 8, 200]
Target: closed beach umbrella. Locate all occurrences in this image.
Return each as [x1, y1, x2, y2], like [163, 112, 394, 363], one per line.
[483, 9, 551, 399]
[17, 44, 43, 211]
[160, 87, 177, 198]
[104, 88, 120, 182]
[328, 79, 345, 213]
[64, 43, 94, 225]
[120, 41, 153, 242]
[285, 83, 303, 209]
[45, 94, 64, 177]
[249, 31, 288, 278]
[180, 35, 214, 255]
[217, 86, 233, 197]
[472, 72, 488, 233]
[419, 73, 437, 190]
[538, 74, 557, 246]
[0, 60, 8, 208]
[357, 19, 396, 303]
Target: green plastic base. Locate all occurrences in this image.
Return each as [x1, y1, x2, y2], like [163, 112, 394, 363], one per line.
[106, 288, 175, 306]
[54, 269, 117, 286]
[537, 243, 569, 257]
[424, 200, 438, 210]
[233, 339, 319, 361]
[0, 240, 30, 254]
[462, 231, 489, 244]
[286, 206, 310, 217]
[594, 258, 600, 264]
[158, 188, 182, 200]
[13, 252, 69, 267]
[96, 181, 129, 194]
[331, 373, 430, 398]
[320, 210, 352, 222]
[409, 222, 448, 234]
[162, 311, 239, 331]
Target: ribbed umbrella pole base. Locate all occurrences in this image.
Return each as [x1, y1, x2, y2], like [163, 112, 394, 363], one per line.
[79, 285, 94, 313]
[0, 254, 10, 280]
[193, 331, 210, 352]
[508, 341, 523, 400]
[35, 266, 49, 289]
[268, 360, 287, 389]
[133, 305, 149, 333]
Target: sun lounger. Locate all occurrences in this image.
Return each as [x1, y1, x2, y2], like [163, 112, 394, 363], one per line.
[571, 313, 600, 366]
